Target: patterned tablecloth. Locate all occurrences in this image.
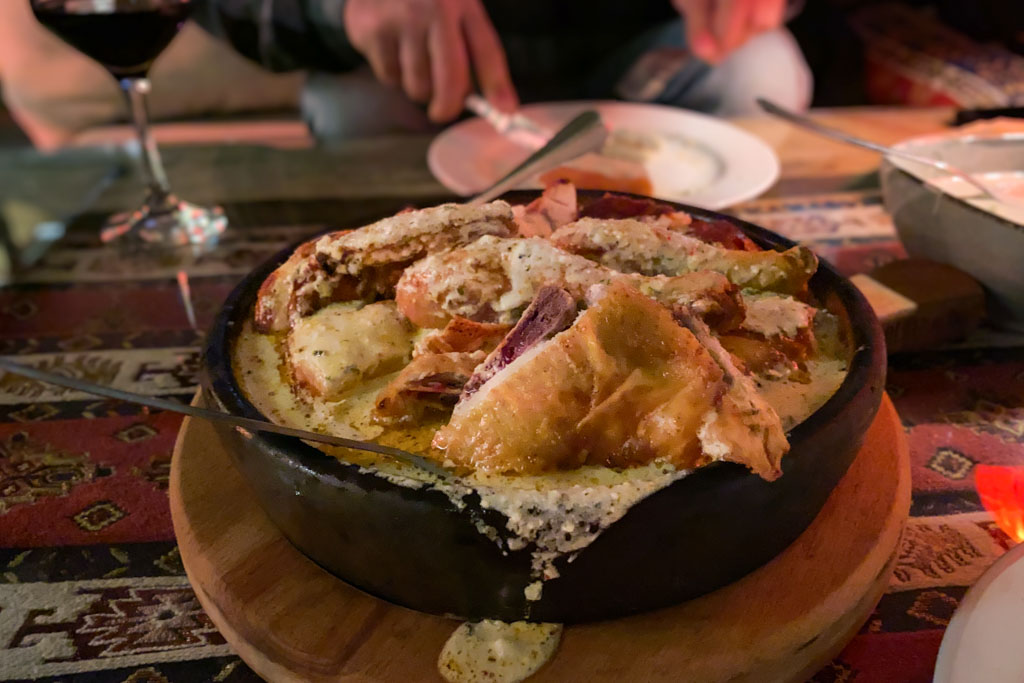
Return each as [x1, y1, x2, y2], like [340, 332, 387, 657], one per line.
[1, 182, 1022, 682]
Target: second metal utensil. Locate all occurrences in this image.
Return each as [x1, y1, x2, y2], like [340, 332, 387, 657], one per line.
[468, 109, 608, 205]
[757, 98, 1022, 207]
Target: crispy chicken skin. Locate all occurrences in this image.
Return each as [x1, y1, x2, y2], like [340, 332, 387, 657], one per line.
[413, 317, 511, 357]
[255, 201, 515, 332]
[550, 217, 818, 295]
[395, 235, 743, 331]
[431, 282, 787, 479]
[669, 305, 788, 480]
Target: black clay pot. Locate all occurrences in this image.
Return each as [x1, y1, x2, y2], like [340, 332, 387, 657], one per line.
[202, 191, 886, 623]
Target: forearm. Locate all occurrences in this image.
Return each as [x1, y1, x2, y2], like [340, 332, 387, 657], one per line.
[195, 0, 364, 72]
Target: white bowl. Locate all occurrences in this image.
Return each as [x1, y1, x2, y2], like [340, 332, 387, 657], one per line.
[880, 133, 1024, 331]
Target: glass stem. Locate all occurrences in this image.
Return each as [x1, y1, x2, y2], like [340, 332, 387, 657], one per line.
[120, 77, 172, 204]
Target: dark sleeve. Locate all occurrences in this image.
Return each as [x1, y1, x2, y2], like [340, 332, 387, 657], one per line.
[193, 0, 365, 72]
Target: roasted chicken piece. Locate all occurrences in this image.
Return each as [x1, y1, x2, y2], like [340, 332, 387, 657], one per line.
[431, 282, 787, 479]
[414, 317, 511, 357]
[669, 305, 788, 480]
[510, 181, 578, 237]
[286, 301, 414, 399]
[395, 236, 743, 331]
[721, 294, 818, 376]
[374, 351, 486, 422]
[462, 285, 577, 397]
[376, 287, 576, 424]
[255, 201, 515, 332]
[550, 217, 817, 294]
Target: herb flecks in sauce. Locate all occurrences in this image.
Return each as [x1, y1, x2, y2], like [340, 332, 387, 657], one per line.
[234, 308, 846, 599]
[438, 620, 562, 683]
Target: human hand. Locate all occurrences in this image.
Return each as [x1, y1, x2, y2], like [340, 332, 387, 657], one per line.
[343, 0, 517, 122]
[671, 0, 787, 63]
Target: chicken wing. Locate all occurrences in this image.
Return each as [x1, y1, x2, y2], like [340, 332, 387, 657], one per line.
[255, 201, 515, 332]
[550, 217, 817, 294]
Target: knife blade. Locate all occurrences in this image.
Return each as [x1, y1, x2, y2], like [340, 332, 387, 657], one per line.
[0, 356, 450, 479]
[464, 94, 551, 149]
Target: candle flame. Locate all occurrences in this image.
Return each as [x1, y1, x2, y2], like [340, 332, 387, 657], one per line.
[975, 465, 1024, 544]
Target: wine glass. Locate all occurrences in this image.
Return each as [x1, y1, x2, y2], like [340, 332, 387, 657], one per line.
[30, 0, 227, 247]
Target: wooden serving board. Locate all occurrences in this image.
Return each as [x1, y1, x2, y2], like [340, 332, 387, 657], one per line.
[170, 395, 910, 682]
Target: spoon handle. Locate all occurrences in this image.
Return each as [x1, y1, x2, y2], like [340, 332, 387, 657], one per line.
[757, 98, 898, 156]
[469, 110, 608, 205]
[757, 98, 1001, 202]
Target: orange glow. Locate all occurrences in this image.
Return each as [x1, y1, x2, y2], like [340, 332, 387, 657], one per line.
[975, 465, 1024, 544]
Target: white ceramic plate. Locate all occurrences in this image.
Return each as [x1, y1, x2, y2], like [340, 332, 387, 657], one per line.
[934, 541, 1024, 683]
[427, 101, 780, 210]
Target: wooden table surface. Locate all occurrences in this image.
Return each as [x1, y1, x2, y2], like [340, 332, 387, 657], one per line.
[0, 106, 955, 227]
[734, 106, 953, 195]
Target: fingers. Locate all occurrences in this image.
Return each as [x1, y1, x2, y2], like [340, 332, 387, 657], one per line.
[363, 29, 401, 87]
[710, 0, 744, 58]
[345, 0, 515, 121]
[427, 11, 470, 122]
[399, 29, 432, 103]
[462, 1, 518, 112]
[752, 0, 786, 32]
[680, 0, 787, 63]
[676, 0, 718, 63]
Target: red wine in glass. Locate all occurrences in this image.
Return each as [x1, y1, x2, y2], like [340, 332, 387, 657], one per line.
[32, 1, 191, 79]
[30, 0, 226, 247]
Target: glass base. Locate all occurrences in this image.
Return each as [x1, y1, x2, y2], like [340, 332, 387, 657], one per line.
[100, 195, 227, 247]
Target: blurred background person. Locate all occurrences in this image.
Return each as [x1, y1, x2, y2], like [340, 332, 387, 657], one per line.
[0, 0, 303, 149]
[2, 0, 812, 147]
[213, 0, 813, 139]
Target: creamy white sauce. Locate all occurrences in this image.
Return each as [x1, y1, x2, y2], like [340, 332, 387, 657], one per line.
[438, 621, 562, 683]
[233, 311, 847, 599]
[923, 172, 1024, 226]
[757, 358, 847, 432]
[603, 128, 723, 198]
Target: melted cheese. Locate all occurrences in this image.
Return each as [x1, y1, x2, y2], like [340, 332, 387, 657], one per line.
[740, 293, 816, 339]
[416, 236, 610, 324]
[315, 201, 514, 271]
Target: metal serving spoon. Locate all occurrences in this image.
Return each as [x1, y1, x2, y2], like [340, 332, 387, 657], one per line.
[0, 357, 449, 478]
[468, 109, 608, 205]
[758, 98, 1024, 207]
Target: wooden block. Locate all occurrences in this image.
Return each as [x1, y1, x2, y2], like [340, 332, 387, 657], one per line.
[170, 394, 910, 683]
[850, 274, 918, 325]
[868, 259, 986, 353]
